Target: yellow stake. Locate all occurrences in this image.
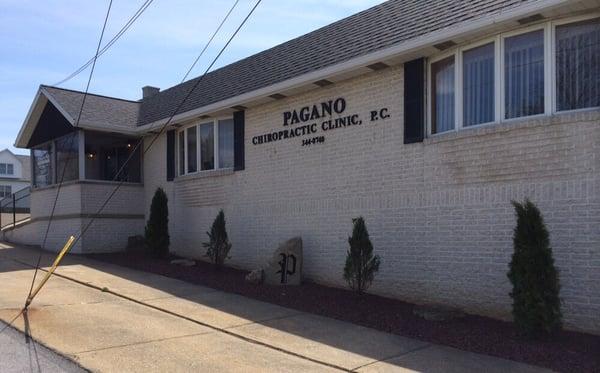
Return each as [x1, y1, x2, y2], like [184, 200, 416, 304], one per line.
[25, 235, 76, 307]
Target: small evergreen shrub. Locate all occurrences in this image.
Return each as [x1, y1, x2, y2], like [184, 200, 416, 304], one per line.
[144, 188, 170, 258]
[343, 217, 381, 294]
[203, 210, 232, 268]
[508, 199, 562, 338]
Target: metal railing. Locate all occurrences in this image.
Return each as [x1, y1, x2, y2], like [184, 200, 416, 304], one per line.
[0, 187, 31, 229]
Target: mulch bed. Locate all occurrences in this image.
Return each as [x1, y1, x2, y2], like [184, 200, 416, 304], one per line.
[88, 251, 600, 373]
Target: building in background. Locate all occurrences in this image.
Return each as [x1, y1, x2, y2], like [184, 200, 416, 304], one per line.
[0, 149, 30, 197]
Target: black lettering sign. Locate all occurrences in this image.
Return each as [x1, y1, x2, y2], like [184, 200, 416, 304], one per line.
[277, 253, 297, 284]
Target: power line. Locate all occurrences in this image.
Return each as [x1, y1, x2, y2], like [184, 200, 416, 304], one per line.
[26, 0, 115, 308]
[73, 0, 263, 249]
[181, 0, 240, 83]
[53, 0, 154, 87]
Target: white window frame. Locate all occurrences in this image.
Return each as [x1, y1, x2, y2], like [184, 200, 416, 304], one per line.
[176, 116, 233, 176]
[426, 12, 600, 137]
[550, 14, 600, 115]
[427, 50, 458, 135]
[0, 163, 14, 175]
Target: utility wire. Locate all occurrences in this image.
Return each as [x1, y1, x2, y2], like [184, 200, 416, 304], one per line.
[53, 0, 154, 87]
[181, 0, 240, 83]
[72, 0, 263, 249]
[25, 0, 115, 308]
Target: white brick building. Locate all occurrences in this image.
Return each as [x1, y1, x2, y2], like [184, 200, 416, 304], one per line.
[7, 0, 600, 334]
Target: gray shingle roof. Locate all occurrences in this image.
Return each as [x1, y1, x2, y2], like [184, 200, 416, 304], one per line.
[137, 0, 540, 126]
[42, 86, 140, 130]
[39, 0, 544, 130]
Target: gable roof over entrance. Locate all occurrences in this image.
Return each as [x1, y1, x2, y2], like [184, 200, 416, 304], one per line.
[15, 86, 140, 148]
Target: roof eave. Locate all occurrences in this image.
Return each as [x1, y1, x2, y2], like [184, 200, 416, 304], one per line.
[14, 88, 55, 148]
[136, 0, 570, 133]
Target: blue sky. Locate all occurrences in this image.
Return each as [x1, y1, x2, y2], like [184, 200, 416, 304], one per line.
[0, 0, 384, 155]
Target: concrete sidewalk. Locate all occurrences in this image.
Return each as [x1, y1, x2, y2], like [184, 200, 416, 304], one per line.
[0, 243, 551, 372]
[1, 320, 84, 373]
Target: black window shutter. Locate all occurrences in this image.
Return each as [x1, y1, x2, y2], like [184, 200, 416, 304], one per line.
[166, 129, 175, 181]
[404, 58, 425, 144]
[233, 110, 245, 171]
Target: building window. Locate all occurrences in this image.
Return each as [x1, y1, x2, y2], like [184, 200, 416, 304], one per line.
[200, 122, 214, 171]
[427, 15, 600, 136]
[431, 56, 455, 134]
[55, 132, 79, 182]
[0, 185, 12, 198]
[178, 131, 185, 176]
[556, 18, 600, 111]
[186, 126, 198, 173]
[504, 30, 545, 119]
[0, 163, 14, 175]
[85, 132, 141, 183]
[218, 119, 234, 169]
[177, 117, 234, 176]
[463, 43, 495, 126]
[33, 143, 53, 188]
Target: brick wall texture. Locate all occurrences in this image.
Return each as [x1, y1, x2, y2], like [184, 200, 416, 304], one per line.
[5, 182, 145, 253]
[142, 65, 600, 334]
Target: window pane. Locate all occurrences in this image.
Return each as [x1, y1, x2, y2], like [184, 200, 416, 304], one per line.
[200, 123, 214, 171]
[218, 119, 234, 169]
[84, 132, 141, 183]
[7, 164, 13, 175]
[463, 43, 495, 126]
[431, 56, 455, 133]
[178, 131, 185, 175]
[55, 132, 79, 182]
[187, 126, 197, 173]
[33, 144, 53, 187]
[0, 164, 5, 174]
[556, 18, 600, 111]
[504, 30, 544, 119]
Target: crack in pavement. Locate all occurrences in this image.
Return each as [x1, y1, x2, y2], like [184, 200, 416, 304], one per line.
[349, 343, 433, 371]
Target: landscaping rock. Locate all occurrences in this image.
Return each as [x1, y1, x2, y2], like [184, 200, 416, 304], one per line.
[245, 269, 264, 284]
[413, 304, 465, 321]
[264, 237, 303, 286]
[170, 258, 196, 267]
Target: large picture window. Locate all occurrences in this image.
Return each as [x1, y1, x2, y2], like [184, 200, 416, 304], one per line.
[177, 118, 234, 176]
[556, 18, 600, 111]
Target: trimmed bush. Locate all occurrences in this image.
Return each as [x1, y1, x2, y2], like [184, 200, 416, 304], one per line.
[344, 217, 381, 294]
[144, 188, 170, 258]
[203, 210, 232, 268]
[508, 199, 562, 338]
